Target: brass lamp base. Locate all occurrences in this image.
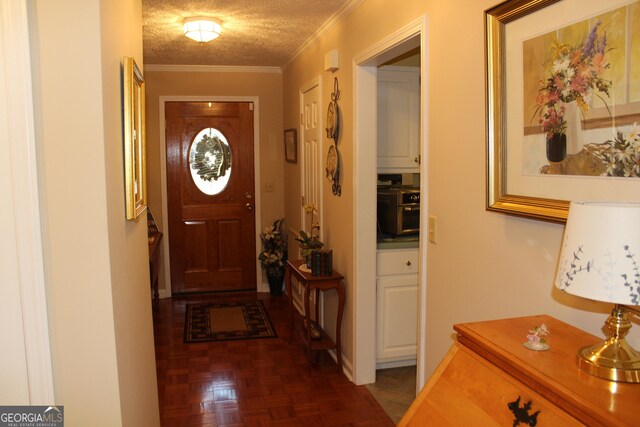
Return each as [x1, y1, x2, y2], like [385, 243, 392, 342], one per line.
[576, 305, 640, 383]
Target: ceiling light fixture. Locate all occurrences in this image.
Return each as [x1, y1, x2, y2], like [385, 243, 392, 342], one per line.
[183, 17, 222, 43]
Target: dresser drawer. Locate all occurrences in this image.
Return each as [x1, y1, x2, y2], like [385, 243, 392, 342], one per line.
[400, 344, 582, 426]
[377, 249, 418, 275]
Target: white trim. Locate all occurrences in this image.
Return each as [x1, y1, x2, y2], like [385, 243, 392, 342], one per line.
[0, 0, 55, 403]
[352, 16, 428, 388]
[158, 96, 264, 296]
[145, 64, 281, 74]
[283, 0, 365, 70]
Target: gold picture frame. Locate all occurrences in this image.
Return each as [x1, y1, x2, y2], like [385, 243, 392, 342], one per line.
[123, 56, 147, 220]
[485, 0, 640, 223]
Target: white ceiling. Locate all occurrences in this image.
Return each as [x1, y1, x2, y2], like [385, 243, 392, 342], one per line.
[142, 0, 354, 68]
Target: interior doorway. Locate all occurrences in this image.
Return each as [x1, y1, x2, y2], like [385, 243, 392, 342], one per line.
[353, 18, 428, 390]
[300, 77, 323, 237]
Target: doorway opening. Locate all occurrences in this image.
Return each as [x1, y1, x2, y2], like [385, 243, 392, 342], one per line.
[353, 17, 428, 392]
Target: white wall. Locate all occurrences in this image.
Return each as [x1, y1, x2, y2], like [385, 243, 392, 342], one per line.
[30, 0, 159, 424]
[283, 0, 639, 383]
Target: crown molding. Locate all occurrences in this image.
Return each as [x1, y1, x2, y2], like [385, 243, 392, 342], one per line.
[144, 64, 282, 74]
[283, 0, 365, 70]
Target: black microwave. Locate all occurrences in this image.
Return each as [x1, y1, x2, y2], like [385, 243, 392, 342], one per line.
[377, 188, 420, 236]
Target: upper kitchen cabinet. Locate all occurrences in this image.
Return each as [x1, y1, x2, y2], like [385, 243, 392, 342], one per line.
[377, 66, 420, 172]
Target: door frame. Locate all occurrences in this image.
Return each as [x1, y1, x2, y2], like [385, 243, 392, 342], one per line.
[1, 0, 55, 402]
[352, 17, 428, 388]
[159, 96, 263, 297]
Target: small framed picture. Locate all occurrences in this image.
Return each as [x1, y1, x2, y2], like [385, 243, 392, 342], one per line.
[284, 128, 297, 163]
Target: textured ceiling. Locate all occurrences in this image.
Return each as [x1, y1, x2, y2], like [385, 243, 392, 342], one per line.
[142, 0, 350, 67]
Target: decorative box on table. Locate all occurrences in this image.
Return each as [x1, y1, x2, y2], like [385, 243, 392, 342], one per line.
[311, 249, 332, 276]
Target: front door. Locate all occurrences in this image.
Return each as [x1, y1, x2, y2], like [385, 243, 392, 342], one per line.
[166, 101, 256, 294]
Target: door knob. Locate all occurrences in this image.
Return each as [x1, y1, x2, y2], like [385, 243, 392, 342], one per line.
[246, 203, 253, 211]
[406, 261, 412, 266]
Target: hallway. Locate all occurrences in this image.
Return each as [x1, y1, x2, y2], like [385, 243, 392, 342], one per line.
[153, 292, 395, 426]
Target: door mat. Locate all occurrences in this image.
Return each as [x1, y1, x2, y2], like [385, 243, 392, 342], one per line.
[184, 300, 277, 343]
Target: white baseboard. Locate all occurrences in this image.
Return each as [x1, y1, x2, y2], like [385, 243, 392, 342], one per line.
[376, 358, 417, 370]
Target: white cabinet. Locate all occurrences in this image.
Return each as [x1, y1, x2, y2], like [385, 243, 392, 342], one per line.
[377, 66, 420, 172]
[376, 249, 418, 366]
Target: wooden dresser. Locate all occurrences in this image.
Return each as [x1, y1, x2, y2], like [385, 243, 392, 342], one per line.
[399, 315, 638, 426]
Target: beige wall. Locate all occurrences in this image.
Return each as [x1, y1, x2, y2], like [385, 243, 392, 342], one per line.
[31, 0, 159, 425]
[283, 0, 639, 380]
[144, 69, 284, 294]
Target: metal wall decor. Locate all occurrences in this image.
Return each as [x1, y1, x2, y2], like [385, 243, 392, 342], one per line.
[325, 77, 341, 196]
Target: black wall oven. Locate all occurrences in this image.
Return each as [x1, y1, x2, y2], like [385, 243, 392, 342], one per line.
[377, 187, 420, 236]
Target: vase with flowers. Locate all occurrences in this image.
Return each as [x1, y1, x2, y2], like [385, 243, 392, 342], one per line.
[295, 204, 324, 270]
[532, 21, 612, 162]
[258, 218, 287, 295]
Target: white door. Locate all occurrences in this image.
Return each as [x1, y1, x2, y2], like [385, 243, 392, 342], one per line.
[300, 79, 322, 236]
[292, 79, 322, 313]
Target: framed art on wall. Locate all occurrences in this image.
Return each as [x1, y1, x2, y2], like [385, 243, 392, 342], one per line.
[284, 128, 297, 163]
[486, 0, 640, 223]
[123, 56, 147, 220]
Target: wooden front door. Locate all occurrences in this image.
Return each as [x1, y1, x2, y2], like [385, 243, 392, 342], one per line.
[166, 101, 256, 294]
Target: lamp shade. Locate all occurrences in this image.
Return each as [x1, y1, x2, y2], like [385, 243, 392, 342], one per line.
[183, 17, 221, 43]
[555, 201, 640, 306]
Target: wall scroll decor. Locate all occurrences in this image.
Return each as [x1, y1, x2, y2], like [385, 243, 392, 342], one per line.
[485, 0, 640, 223]
[123, 56, 147, 220]
[325, 77, 341, 196]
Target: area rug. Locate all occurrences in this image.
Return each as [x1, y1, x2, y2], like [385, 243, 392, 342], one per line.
[184, 300, 277, 343]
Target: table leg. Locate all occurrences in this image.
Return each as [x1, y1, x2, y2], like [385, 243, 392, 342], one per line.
[304, 284, 312, 376]
[336, 280, 345, 373]
[285, 266, 293, 343]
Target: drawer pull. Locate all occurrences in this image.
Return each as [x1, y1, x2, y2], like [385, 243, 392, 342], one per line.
[508, 396, 540, 427]
[406, 261, 412, 266]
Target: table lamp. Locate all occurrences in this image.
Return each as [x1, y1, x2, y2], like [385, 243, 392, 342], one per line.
[555, 201, 640, 383]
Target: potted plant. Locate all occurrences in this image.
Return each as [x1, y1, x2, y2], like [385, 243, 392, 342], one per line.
[258, 218, 287, 295]
[295, 204, 324, 268]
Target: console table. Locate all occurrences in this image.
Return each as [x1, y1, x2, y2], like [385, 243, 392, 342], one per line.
[399, 315, 639, 426]
[285, 259, 345, 375]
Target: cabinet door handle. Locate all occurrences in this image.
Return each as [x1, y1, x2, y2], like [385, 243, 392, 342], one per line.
[406, 261, 412, 266]
[184, 220, 205, 225]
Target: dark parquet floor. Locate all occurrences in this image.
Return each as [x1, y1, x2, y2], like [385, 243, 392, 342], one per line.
[153, 292, 395, 427]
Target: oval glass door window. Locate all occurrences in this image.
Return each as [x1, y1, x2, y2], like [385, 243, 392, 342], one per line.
[188, 128, 232, 195]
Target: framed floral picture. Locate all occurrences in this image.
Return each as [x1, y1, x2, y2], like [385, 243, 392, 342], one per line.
[284, 128, 297, 163]
[486, 0, 640, 222]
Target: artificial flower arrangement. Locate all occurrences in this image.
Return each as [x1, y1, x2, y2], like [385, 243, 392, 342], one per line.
[533, 21, 612, 139]
[295, 203, 324, 264]
[258, 218, 287, 277]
